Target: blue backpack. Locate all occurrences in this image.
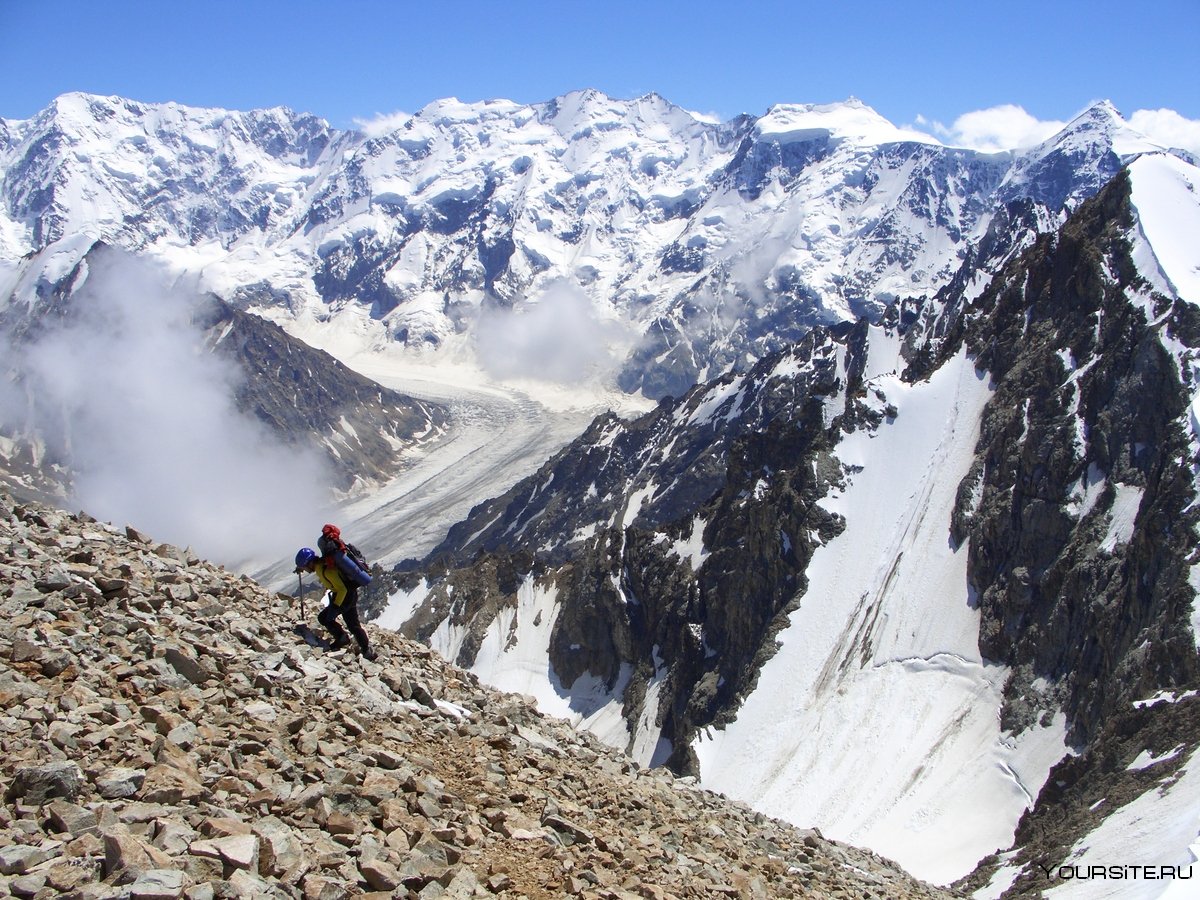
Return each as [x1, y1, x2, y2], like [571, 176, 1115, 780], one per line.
[318, 524, 371, 586]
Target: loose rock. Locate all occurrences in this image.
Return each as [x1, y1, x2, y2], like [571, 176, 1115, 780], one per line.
[0, 493, 958, 899]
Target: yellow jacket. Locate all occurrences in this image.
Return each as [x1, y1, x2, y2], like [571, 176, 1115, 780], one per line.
[314, 559, 353, 606]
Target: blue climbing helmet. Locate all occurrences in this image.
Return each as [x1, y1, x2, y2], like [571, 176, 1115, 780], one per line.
[294, 547, 318, 571]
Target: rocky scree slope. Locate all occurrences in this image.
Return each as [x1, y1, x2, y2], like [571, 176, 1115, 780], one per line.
[0, 492, 954, 899]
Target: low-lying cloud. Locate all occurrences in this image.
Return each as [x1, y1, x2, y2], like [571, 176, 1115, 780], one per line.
[353, 110, 414, 138]
[475, 280, 636, 384]
[921, 104, 1066, 152]
[915, 104, 1200, 157]
[1128, 109, 1200, 158]
[0, 253, 330, 570]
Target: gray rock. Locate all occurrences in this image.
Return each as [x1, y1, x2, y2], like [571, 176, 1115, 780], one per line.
[164, 648, 210, 685]
[46, 799, 98, 836]
[0, 843, 50, 875]
[251, 817, 303, 877]
[94, 766, 146, 799]
[360, 857, 403, 891]
[129, 868, 187, 899]
[6, 761, 85, 805]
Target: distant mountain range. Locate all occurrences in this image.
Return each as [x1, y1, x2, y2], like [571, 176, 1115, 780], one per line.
[2, 91, 1191, 400]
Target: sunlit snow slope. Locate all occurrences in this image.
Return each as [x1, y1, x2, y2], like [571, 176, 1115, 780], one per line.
[691, 347, 1065, 885]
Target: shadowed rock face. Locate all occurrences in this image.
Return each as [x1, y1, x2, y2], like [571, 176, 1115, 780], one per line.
[192, 293, 446, 491]
[945, 173, 1200, 743]
[0, 491, 954, 899]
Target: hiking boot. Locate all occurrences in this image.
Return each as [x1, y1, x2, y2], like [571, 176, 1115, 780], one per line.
[329, 634, 350, 651]
[362, 647, 377, 662]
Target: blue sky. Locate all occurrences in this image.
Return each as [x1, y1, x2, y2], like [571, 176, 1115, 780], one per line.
[1, 0, 1197, 149]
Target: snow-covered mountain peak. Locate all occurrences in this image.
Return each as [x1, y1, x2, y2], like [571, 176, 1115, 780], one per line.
[1052, 98, 1164, 158]
[415, 96, 528, 127]
[992, 98, 1173, 213]
[755, 98, 940, 147]
[536, 88, 720, 146]
[0, 92, 340, 255]
[39, 91, 336, 158]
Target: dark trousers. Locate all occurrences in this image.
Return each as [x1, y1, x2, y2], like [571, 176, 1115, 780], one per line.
[318, 590, 370, 651]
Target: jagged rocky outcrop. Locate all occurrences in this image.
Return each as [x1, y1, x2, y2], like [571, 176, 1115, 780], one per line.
[937, 169, 1200, 741]
[376, 319, 887, 773]
[375, 157, 1200, 892]
[0, 491, 956, 899]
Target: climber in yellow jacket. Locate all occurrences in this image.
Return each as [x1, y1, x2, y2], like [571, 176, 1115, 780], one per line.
[294, 542, 375, 660]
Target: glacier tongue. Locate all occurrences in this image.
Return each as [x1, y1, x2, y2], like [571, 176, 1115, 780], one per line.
[692, 347, 1068, 885]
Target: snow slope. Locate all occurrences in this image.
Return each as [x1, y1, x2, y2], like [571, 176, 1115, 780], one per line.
[692, 346, 1067, 885]
[1128, 153, 1200, 305]
[377, 575, 638, 753]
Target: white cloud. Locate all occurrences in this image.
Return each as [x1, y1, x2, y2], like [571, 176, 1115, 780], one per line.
[0, 252, 331, 569]
[1129, 108, 1200, 158]
[686, 108, 723, 125]
[474, 280, 636, 385]
[914, 104, 1200, 158]
[917, 104, 1066, 152]
[352, 110, 413, 137]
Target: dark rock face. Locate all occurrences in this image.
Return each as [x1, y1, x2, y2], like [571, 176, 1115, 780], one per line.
[379, 322, 887, 771]
[192, 294, 446, 491]
[931, 172, 1200, 745]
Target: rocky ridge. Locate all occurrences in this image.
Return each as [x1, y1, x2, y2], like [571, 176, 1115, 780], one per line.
[380, 322, 869, 774]
[0, 491, 955, 900]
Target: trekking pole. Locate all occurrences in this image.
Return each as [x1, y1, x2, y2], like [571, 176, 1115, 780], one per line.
[297, 573, 305, 622]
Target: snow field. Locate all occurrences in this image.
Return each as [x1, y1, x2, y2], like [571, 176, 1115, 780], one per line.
[693, 345, 1068, 885]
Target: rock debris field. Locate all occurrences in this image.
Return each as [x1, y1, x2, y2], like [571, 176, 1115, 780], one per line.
[0, 493, 958, 899]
